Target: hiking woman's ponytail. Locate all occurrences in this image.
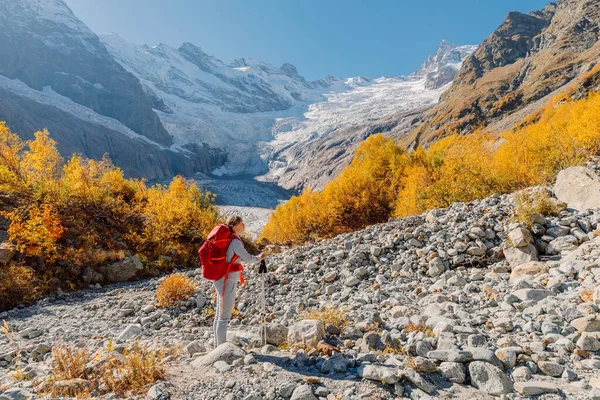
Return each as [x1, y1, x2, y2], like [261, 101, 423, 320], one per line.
[226, 216, 243, 233]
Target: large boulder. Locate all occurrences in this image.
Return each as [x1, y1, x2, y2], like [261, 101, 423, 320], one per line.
[508, 228, 533, 248]
[290, 384, 317, 400]
[546, 235, 579, 254]
[99, 256, 144, 283]
[554, 166, 600, 211]
[117, 324, 142, 341]
[357, 364, 400, 384]
[468, 361, 513, 396]
[191, 342, 246, 367]
[288, 320, 325, 348]
[571, 315, 600, 332]
[504, 244, 538, 267]
[265, 323, 288, 347]
[510, 261, 548, 284]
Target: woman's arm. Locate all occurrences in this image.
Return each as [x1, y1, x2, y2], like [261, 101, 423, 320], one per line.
[231, 238, 260, 264]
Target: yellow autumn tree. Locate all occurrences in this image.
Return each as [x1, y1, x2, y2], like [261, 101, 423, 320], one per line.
[262, 90, 600, 245]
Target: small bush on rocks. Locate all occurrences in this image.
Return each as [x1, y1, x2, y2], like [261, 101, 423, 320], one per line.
[156, 274, 197, 307]
[40, 341, 167, 398]
[101, 342, 167, 396]
[302, 305, 348, 330]
[513, 189, 563, 227]
[403, 323, 434, 337]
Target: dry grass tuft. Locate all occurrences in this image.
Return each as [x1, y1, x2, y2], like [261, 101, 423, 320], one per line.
[156, 273, 197, 307]
[302, 306, 348, 330]
[381, 344, 405, 355]
[403, 323, 434, 337]
[41, 342, 94, 398]
[405, 356, 417, 370]
[39, 341, 167, 398]
[101, 342, 166, 396]
[513, 189, 563, 228]
[0, 320, 27, 381]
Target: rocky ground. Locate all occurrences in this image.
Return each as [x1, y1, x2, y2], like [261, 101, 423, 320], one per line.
[2, 164, 600, 400]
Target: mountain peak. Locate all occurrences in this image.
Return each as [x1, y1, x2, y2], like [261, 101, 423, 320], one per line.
[412, 40, 477, 89]
[1, 0, 94, 37]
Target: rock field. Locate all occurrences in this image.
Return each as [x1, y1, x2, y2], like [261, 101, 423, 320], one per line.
[2, 165, 600, 399]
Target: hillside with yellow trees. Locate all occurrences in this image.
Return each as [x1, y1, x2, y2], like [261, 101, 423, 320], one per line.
[260, 91, 600, 244]
[0, 124, 221, 310]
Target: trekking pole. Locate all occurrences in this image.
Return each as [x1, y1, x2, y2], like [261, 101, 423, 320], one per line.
[259, 259, 267, 346]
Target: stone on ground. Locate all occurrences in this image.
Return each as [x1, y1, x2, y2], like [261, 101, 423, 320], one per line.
[191, 342, 246, 367]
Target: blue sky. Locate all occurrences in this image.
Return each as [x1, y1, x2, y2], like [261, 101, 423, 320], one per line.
[64, 0, 550, 81]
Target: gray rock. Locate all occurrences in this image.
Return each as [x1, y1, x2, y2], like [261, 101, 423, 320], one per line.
[288, 320, 325, 347]
[265, 323, 288, 346]
[191, 342, 246, 367]
[438, 362, 466, 383]
[358, 364, 400, 384]
[512, 288, 551, 302]
[547, 235, 579, 254]
[279, 382, 296, 399]
[468, 361, 513, 396]
[213, 360, 232, 372]
[0, 388, 34, 400]
[495, 348, 517, 368]
[290, 384, 317, 400]
[537, 361, 564, 377]
[504, 244, 538, 267]
[147, 383, 171, 400]
[576, 334, 600, 351]
[514, 381, 558, 396]
[99, 256, 144, 283]
[428, 257, 445, 277]
[404, 368, 435, 394]
[184, 340, 206, 356]
[512, 366, 532, 382]
[117, 324, 142, 341]
[554, 166, 600, 211]
[344, 276, 360, 287]
[427, 350, 471, 363]
[508, 228, 533, 248]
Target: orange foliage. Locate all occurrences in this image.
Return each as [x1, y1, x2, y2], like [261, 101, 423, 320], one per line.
[260, 134, 404, 243]
[262, 92, 600, 244]
[156, 273, 197, 307]
[0, 124, 221, 310]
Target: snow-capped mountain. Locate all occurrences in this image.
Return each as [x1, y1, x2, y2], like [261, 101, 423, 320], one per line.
[0, 0, 226, 179]
[101, 34, 476, 184]
[0, 0, 476, 195]
[100, 33, 358, 175]
[412, 40, 479, 89]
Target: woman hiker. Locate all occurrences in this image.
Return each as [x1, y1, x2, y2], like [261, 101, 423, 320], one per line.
[213, 215, 266, 347]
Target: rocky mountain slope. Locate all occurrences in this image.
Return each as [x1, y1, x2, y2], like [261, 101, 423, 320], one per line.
[0, 0, 477, 192]
[101, 34, 475, 190]
[407, 0, 600, 146]
[2, 162, 600, 399]
[0, 0, 226, 179]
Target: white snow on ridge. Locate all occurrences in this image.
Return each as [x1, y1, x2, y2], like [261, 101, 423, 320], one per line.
[271, 77, 444, 148]
[99, 34, 476, 177]
[0, 75, 162, 146]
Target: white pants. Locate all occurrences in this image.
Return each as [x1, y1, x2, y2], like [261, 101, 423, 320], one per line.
[212, 271, 240, 347]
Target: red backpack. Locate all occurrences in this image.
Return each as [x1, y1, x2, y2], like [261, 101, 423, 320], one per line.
[198, 224, 240, 281]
